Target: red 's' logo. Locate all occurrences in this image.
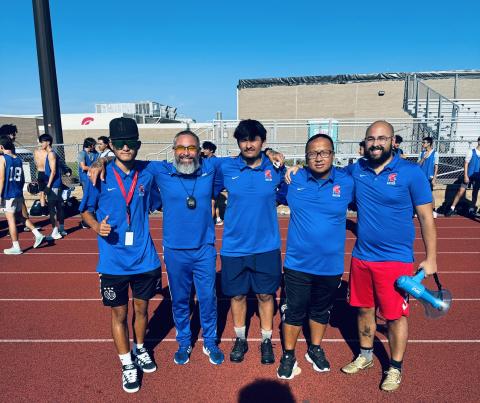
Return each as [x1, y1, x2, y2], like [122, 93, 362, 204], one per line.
[81, 117, 94, 125]
[332, 184, 341, 197]
[264, 170, 272, 181]
[387, 173, 397, 185]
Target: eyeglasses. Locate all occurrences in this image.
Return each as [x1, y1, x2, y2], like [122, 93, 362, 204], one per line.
[365, 136, 392, 145]
[306, 150, 333, 160]
[174, 145, 198, 153]
[111, 139, 140, 150]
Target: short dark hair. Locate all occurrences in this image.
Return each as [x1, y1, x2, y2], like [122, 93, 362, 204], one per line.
[83, 137, 96, 148]
[395, 134, 403, 144]
[233, 119, 267, 142]
[305, 133, 335, 154]
[423, 136, 433, 145]
[202, 141, 217, 153]
[0, 137, 15, 150]
[173, 130, 200, 149]
[38, 133, 53, 145]
[359, 140, 366, 148]
[0, 124, 18, 136]
[97, 136, 110, 145]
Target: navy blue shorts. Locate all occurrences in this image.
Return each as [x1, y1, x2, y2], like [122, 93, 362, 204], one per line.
[99, 267, 161, 307]
[220, 249, 282, 296]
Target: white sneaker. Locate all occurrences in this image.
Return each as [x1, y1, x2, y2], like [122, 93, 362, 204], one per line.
[33, 234, 45, 248]
[49, 228, 62, 240]
[215, 218, 223, 226]
[433, 211, 438, 219]
[4, 246, 22, 255]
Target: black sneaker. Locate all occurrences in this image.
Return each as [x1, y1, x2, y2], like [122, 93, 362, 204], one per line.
[122, 364, 140, 393]
[305, 345, 330, 372]
[445, 208, 456, 217]
[260, 338, 275, 364]
[133, 347, 157, 373]
[277, 352, 300, 379]
[230, 337, 248, 363]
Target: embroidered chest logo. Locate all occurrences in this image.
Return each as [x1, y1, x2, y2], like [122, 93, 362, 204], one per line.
[332, 184, 341, 197]
[138, 184, 145, 196]
[387, 173, 397, 185]
[264, 169, 272, 181]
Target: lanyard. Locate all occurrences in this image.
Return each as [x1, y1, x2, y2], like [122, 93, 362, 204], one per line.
[112, 168, 138, 230]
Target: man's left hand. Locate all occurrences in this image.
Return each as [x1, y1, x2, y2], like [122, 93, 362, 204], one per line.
[418, 258, 437, 277]
[265, 149, 285, 168]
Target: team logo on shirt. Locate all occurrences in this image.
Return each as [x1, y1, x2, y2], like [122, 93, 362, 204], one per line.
[138, 184, 145, 196]
[264, 169, 272, 181]
[103, 287, 116, 301]
[332, 184, 341, 197]
[387, 173, 397, 185]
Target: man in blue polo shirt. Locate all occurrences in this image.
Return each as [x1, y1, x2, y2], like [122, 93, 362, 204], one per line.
[341, 120, 437, 392]
[81, 118, 160, 394]
[276, 134, 354, 379]
[143, 130, 225, 367]
[216, 119, 284, 365]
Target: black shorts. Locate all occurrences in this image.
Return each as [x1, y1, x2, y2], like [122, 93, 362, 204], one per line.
[37, 171, 47, 192]
[283, 267, 342, 326]
[221, 249, 282, 296]
[99, 267, 161, 307]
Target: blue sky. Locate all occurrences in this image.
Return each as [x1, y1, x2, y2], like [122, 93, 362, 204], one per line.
[1, 0, 479, 121]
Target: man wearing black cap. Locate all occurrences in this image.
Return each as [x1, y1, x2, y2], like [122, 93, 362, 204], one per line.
[81, 117, 161, 393]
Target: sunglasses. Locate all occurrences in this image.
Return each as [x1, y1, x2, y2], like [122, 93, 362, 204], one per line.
[174, 145, 198, 153]
[111, 139, 141, 150]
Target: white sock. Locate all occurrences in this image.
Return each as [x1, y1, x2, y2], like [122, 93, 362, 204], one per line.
[32, 229, 42, 237]
[12, 241, 20, 249]
[234, 326, 246, 340]
[261, 328, 272, 341]
[450, 205, 455, 210]
[134, 343, 144, 353]
[119, 352, 133, 366]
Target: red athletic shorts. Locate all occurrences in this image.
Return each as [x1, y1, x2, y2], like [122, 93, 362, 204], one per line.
[348, 257, 414, 320]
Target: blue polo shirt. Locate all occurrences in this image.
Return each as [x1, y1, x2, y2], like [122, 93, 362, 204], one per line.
[281, 167, 354, 276]
[2, 154, 24, 199]
[350, 153, 432, 263]
[81, 161, 160, 275]
[145, 158, 218, 249]
[217, 154, 284, 256]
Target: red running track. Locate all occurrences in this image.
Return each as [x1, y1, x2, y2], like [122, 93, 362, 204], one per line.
[0, 215, 479, 402]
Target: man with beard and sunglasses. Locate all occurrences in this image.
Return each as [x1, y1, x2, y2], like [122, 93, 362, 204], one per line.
[81, 118, 161, 393]
[341, 120, 437, 392]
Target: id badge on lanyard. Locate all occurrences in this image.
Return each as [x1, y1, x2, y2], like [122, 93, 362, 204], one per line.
[113, 169, 138, 246]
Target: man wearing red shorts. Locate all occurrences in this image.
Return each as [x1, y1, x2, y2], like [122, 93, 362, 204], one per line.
[342, 120, 437, 392]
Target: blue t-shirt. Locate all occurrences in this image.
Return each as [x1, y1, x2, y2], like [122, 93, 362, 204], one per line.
[216, 154, 285, 256]
[2, 154, 24, 199]
[281, 167, 354, 276]
[78, 150, 99, 183]
[81, 161, 161, 275]
[349, 153, 432, 263]
[145, 158, 218, 249]
[45, 151, 62, 188]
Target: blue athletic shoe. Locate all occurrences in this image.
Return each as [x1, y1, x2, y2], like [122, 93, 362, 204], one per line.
[174, 345, 192, 365]
[203, 344, 225, 365]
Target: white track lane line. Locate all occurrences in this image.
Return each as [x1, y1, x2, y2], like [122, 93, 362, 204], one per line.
[0, 338, 479, 343]
[3, 237, 479, 241]
[16, 251, 480, 255]
[1, 271, 480, 274]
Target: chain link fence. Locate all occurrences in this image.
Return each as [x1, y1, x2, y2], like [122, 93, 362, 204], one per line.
[16, 137, 477, 187]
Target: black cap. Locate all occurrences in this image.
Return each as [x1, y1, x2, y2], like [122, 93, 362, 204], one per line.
[109, 117, 139, 140]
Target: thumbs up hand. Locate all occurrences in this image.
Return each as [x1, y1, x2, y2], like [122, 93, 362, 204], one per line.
[96, 215, 111, 237]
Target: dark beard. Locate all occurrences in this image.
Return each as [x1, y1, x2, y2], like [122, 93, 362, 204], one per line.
[366, 146, 392, 168]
